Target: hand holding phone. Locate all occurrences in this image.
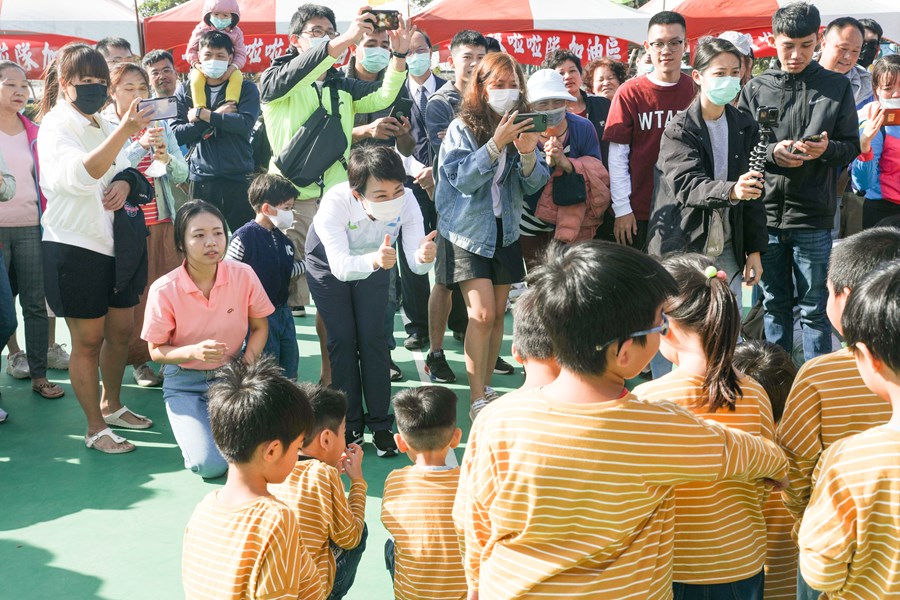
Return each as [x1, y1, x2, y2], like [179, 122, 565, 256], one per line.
[368, 9, 400, 31]
[512, 112, 548, 133]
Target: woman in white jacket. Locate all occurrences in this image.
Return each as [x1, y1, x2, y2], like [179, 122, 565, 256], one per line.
[38, 44, 154, 453]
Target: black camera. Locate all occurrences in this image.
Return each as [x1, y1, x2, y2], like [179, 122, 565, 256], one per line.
[756, 106, 779, 127]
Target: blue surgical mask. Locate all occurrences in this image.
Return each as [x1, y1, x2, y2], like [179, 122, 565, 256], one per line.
[639, 62, 655, 74]
[200, 59, 229, 79]
[407, 53, 432, 78]
[360, 47, 391, 74]
[210, 15, 232, 30]
[705, 76, 741, 106]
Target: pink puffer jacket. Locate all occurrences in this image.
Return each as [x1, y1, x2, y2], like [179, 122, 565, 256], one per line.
[535, 155, 611, 242]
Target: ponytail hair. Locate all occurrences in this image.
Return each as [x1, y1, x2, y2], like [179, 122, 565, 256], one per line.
[38, 43, 109, 122]
[661, 253, 743, 412]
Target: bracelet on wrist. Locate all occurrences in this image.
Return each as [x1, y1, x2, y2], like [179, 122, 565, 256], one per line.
[391, 50, 409, 58]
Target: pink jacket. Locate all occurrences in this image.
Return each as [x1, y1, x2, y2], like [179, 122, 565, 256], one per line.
[535, 155, 611, 243]
[19, 112, 47, 214]
[186, 0, 246, 69]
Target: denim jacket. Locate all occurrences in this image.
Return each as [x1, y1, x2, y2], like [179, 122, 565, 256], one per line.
[435, 118, 549, 257]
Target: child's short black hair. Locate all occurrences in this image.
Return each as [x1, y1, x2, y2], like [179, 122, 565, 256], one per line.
[648, 11, 687, 33]
[828, 227, 900, 294]
[733, 340, 798, 424]
[208, 357, 314, 464]
[843, 260, 900, 374]
[174, 200, 227, 254]
[248, 173, 297, 212]
[392, 386, 457, 452]
[347, 145, 406, 195]
[772, 2, 820, 39]
[512, 289, 553, 361]
[527, 241, 677, 376]
[199, 30, 235, 56]
[296, 383, 347, 440]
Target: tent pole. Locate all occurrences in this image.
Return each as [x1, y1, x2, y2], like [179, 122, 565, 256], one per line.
[133, 0, 145, 55]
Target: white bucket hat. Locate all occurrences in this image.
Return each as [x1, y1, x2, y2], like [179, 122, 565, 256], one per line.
[527, 69, 577, 104]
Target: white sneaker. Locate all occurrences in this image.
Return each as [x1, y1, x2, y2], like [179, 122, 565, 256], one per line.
[132, 363, 162, 387]
[508, 281, 526, 302]
[0, 406, 8, 423]
[47, 343, 71, 370]
[6, 351, 30, 379]
[469, 398, 489, 421]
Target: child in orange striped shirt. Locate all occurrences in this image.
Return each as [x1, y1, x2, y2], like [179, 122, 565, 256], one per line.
[269, 384, 367, 600]
[635, 254, 778, 599]
[182, 357, 324, 600]
[799, 260, 900, 599]
[454, 241, 789, 600]
[776, 227, 900, 599]
[381, 386, 466, 599]
[734, 340, 800, 600]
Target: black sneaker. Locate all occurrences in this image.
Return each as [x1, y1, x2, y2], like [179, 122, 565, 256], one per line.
[425, 350, 456, 383]
[291, 306, 306, 317]
[389, 360, 403, 382]
[494, 356, 515, 375]
[345, 429, 364, 447]
[403, 333, 428, 351]
[372, 430, 398, 457]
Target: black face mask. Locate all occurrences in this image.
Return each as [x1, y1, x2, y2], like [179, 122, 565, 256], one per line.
[70, 83, 108, 115]
[858, 41, 878, 69]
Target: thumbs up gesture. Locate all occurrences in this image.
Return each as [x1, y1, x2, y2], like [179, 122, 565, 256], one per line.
[416, 230, 438, 264]
[374, 234, 397, 270]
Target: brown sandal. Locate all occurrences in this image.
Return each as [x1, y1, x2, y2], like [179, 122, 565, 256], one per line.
[32, 381, 65, 399]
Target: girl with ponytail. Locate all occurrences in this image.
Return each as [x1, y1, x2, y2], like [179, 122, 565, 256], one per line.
[634, 252, 780, 600]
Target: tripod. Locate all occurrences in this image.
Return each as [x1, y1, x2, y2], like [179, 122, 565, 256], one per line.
[748, 125, 774, 183]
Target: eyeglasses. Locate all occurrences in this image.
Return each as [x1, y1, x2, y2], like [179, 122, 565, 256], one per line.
[595, 313, 669, 352]
[301, 27, 339, 39]
[648, 39, 684, 52]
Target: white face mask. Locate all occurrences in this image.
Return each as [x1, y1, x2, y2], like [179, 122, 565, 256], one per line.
[305, 35, 329, 50]
[486, 88, 520, 115]
[200, 59, 229, 79]
[271, 207, 294, 230]
[880, 97, 900, 109]
[363, 194, 405, 222]
[639, 62, 655, 74]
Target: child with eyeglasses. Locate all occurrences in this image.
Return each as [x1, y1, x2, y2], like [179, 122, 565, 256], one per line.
[634, 253, 780, 599]
[454, 241, 788, 599]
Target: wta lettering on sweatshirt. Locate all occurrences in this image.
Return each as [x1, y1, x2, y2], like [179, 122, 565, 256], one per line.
[638, 109, 680, 131]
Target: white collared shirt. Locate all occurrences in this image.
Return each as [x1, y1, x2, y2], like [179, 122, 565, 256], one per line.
[407, 73, 437, 100]
[38, 100, 130, 256]
[312, 181, 433, 281]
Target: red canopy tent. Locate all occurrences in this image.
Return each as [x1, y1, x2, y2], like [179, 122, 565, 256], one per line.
[411, 0, 650, 67]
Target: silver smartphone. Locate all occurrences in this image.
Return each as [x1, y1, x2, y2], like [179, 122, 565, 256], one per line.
[138, 96, 178, 120]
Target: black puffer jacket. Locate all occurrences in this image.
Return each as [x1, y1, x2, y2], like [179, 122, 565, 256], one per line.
[737, 61, 860, 230]
[648, 101, 767, 270]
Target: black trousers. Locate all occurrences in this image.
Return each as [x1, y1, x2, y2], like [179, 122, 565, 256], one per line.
[190, 176, 255, 234]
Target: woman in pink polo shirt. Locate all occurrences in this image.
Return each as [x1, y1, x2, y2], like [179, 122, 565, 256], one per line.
[142, 200, 272, 478]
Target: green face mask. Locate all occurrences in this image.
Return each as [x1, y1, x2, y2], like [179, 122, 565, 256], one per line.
[705, 76, 741, 106]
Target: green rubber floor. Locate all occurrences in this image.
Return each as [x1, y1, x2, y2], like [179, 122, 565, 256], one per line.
[0, 304, 526, 600]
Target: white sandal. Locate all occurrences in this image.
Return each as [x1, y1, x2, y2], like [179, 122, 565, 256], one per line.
[85, 427, 135, 454]
[103, 406, 153, 430]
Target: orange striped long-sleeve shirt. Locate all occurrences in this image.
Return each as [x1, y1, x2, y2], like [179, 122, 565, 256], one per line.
[776, 348, 891, 524]
[453, 388, 789, 599]
[763, 490, 798, 600]
[634, 373, 776, 584]
[799, 425, 900, 599]
[381, 466, 467, 600]
[182, 492, 324, 599]
[269, 458, 367, 595]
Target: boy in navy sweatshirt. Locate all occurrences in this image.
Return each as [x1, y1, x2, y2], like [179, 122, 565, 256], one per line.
[227, 173, 305, 378]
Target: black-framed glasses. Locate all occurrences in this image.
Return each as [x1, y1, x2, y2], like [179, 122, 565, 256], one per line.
[595, 313, 669, 352]
[302, 27, 339, 39]
[648, 39, 684, 52]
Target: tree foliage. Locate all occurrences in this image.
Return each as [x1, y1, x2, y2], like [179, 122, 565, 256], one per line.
[139, 0, 190, 18]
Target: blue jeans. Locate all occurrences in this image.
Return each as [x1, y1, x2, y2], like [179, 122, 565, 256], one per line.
[759, 228, 832, 362]
[329, 523, 368, 600]
[0, 249, 17, 353]
[160, 365, 228, 479]
[673, 569, 764, 600]
[262, 305, 299, 380]
[796, 572, 820, 600]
